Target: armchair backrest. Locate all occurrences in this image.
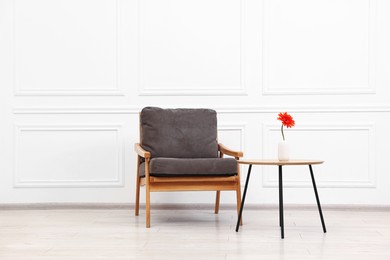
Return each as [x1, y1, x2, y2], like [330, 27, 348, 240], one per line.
[140, 107, 218, 158]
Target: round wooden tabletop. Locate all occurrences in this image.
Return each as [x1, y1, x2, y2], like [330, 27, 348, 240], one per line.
[238, 159, 324, 166]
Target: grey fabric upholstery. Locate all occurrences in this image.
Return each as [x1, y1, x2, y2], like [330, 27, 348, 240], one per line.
[139, 158, 238, 177]
[140, 107, 218, 158]
[139, 107, 238, 178]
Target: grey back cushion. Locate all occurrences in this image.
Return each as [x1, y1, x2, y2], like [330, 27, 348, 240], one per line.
[140, 107, 218, 158]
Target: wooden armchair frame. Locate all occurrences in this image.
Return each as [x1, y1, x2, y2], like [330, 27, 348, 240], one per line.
[134, 143, 243, 228]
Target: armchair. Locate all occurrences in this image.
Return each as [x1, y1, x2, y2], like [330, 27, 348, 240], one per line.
[134, 107, 243, 228]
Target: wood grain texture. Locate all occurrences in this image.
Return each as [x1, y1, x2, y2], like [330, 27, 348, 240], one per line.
[0, 207, 389, 259]
[135, 136, 243, 228]
[238, 159, 324, 166]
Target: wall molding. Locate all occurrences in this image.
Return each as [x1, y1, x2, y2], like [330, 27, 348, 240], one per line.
[13, 0, 123, 96]
[262, 123, 376, 188]
[1, 202, 390, 210]
[13, 105, 390, 114]
[137, 0, 247, 96]
[14, 124, 125, 188]
[262, 0, 377, 95]
[14, 89, 125, 97]
[13, 107, 141, 114]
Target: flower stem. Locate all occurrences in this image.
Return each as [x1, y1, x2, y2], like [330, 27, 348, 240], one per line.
[281, 125, 285, 141]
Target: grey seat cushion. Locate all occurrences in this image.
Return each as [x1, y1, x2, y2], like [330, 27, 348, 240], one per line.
[139, 158, 238, 177]
[140, 107, 218, 158]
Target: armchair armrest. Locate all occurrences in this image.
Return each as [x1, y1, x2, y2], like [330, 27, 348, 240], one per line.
[218, 143, 243, 158]
[135, 143, 151, 159]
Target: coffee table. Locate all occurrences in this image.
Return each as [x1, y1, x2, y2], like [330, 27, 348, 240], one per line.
[235, 159, 326, 239]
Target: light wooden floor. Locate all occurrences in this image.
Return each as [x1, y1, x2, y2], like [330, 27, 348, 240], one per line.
[0, 205, 390, 259]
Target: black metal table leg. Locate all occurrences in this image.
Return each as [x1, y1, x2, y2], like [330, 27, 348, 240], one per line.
[235, 164, 252, 232]
[279, 166, 281, 228]
[279, 165, 284, 239]
[309, 165, 327, 233]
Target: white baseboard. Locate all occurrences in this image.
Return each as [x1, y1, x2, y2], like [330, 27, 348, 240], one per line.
[1, 203, 390, 211]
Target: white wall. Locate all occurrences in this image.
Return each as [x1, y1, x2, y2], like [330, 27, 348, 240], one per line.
[1, 0, 390, 205]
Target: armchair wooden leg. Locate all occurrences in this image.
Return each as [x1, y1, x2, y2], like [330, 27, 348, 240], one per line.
[214, 191, 221, 214]
[135, 177, 140, 216]
[135, 156, 141, 217]
[236, 184, 243, 225]
[146, 187, 151, 228]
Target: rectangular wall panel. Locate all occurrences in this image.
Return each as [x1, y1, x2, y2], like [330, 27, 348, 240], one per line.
[262, 124, 375, 188]
[14, 0, 120, 95]
[263, 0, 376, 94]
[139, 0, 245, 95]
[14, 125, 124, 187]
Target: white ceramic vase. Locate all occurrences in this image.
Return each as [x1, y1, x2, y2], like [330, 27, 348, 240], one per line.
[278, 141, 290, 161]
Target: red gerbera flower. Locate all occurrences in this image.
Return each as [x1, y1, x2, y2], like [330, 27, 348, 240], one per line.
[277, 112, 295, 141]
